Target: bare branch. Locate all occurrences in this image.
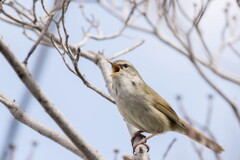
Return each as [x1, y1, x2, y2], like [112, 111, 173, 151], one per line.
[0, 6, 38, 29]
[23, 14, 54, 64]
[73, 52, 115, 104]
[0, 92, 86, 159]
[4, 2, 34, 22]
[41, 0, 50, 16]
[108, 40, 144, 60]
[185, 34, 240, 124]
[32, 0, 38, 23]
[51, 37, 77, 75]
[98, 1, 240, 86]
[0, 39, 104, 160]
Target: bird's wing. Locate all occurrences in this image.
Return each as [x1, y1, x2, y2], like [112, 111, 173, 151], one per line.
[144, 85, 184, 127]
[154, 98, 179, 122]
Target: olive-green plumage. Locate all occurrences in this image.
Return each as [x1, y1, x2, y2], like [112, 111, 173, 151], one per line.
[111, 60, 224, 154]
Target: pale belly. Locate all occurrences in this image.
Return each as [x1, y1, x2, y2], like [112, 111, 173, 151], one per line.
[116, 94, 171, 133]
[112, 74, 172, 133]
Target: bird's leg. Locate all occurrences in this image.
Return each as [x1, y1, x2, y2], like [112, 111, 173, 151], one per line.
[131, 131, 149, 153]
[131, 131, 146, 146]
[133, 133, 159, 152]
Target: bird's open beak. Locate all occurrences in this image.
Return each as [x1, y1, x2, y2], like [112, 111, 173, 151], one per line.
[109, 61, 121, 76]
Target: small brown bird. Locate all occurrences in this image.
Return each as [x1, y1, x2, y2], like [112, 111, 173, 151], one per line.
[110, 60, 224, 154]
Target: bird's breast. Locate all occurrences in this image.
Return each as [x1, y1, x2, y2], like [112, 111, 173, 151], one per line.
[112, 78, 171, 133]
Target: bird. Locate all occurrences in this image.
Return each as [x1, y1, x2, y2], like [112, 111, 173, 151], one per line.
[110, 60, 224, 154]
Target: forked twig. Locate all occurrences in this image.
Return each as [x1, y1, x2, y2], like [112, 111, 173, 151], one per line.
[23, 14, 54, 64]
[73, 52, 115, 104]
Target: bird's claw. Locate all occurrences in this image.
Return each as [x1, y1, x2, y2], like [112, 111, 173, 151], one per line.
[131, 132, 146, 146]
[131, 131, 150, 153]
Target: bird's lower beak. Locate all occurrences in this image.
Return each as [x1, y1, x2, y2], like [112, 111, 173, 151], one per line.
[109, 62, 120, 76]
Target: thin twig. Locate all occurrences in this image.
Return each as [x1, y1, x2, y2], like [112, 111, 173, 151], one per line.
[108, 40, 144, 60]
[32, 0, 38, 23]
[25, 141, 38, 160]
[73, 52, 115, 104]
[41, 0, 50, 16]
[98, 0, 240, 85]
[1, 9, 38, 29]
[8, 144, 15, 160]
[186, 34, 240, 125]
[5, 2, 34, 22]
[51, 37, 77, 75]
[23, 14, 54, 64]
[162, 138, 177, 160]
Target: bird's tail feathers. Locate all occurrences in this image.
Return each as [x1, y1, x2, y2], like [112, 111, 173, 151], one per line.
[180, 120, 224, 154]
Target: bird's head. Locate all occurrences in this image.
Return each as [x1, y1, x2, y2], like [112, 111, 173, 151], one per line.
[109, 60, 141, 78]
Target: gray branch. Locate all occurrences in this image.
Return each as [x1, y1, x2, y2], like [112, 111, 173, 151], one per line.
[0, 92, 86, 159]
[0, 39, 104, 160]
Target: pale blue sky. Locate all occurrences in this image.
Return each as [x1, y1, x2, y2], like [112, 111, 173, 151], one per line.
[0, 0, 239, 160]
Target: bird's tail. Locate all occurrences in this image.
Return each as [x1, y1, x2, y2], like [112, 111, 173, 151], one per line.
[179, 120, 224, 154]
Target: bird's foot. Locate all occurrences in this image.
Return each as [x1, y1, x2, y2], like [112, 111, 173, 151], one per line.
[132, 133, 159, 153]
[133, 139, 149, 153]
[131, 131, 146, 146]
[131, 131, 150, 153]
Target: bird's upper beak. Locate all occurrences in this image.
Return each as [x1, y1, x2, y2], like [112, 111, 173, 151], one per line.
[109, 61, 121, 76]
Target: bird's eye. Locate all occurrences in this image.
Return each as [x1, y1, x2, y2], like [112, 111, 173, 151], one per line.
[123, 64, 128, 68]
[119, 64, 129, 69]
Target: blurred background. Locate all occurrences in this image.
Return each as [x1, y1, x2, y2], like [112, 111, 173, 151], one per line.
[0, 0, 240, 160]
